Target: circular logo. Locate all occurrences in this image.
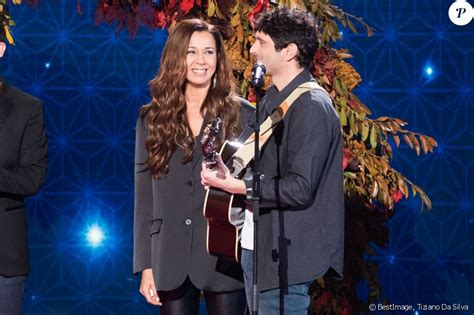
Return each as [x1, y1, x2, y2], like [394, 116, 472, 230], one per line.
[449, 0, 473, 26]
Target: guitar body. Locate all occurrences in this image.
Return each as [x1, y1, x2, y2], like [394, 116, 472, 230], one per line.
[203, 140, 246, 262]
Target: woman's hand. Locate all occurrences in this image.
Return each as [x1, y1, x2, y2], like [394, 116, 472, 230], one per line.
[139, 269, 162, 306]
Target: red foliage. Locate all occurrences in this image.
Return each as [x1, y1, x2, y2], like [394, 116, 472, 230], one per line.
[94, 0, 178, 36]
[77, 0, 82, 16]
[315, 291, 330, 306]
[247, 0, 270, 27]
[180, 0, 195, 14]
[343, 148, 352, 170]
[391, 189, 403, 203]
[153, 10, 167, 29]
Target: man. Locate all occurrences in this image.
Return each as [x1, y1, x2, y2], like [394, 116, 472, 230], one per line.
[201, 7, 344, 314]
[0, 26, 48, 314]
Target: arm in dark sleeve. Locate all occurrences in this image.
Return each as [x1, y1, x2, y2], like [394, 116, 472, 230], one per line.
[0, 100, 47, 196]
[260, 93, 333, 208]
[133, 116, 153, 274]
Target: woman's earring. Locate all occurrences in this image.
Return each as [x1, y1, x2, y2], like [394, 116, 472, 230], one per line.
[212, 75, 217, 88]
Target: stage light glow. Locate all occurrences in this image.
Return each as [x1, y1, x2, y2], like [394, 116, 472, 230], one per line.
[87, 224, 105, 247]
[424, 65, 434, 76]
[388, 255, 395, 264]
[45, 62, 51, 69]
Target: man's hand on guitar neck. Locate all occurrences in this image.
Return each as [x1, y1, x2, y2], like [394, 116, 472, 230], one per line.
[201, 155, 246, 195]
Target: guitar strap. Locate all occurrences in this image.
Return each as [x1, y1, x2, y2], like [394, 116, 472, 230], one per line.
[228, 81, 328, 176]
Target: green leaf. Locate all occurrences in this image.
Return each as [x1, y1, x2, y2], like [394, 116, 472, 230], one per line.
[325, 6, 335, 17]
[240, 80, 247, 97]
[370, 124, 377, 148]
[207, 0, 215, 17]
[340, 95, 347, 108]
[231, 13, 240, 27]
[347, 18, 358, 34]
[421, 192, 433, 210]
[334, 78, 343, 95]
[361, 123, 369, 141]
[349, 110, 356, 132]
[321, 25, 329, 44]
[344, 172, 357, 179]
[340, 106, 347, 126]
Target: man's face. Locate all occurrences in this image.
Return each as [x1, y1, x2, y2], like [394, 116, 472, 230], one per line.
[0, 42, 5, 58]
[250, 31, 285, 77]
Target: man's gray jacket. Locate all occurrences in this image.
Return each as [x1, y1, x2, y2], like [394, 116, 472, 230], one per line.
[244, 70, 344, 291]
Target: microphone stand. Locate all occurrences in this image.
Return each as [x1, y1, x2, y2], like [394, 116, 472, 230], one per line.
[251, 76, 264, 315]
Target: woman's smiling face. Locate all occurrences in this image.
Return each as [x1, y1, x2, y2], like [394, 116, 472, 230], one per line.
[186, 31, 217, 89]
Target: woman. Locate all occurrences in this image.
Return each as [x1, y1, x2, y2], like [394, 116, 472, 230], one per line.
[133, 19, 251, 314]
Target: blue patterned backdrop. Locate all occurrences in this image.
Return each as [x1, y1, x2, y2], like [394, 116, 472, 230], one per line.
[1, 0, 472, 314]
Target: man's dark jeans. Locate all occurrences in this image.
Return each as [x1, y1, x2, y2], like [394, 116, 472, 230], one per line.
[241, 249, 311, 314]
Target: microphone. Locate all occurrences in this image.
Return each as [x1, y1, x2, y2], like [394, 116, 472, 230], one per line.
[251, 63, 266, 89]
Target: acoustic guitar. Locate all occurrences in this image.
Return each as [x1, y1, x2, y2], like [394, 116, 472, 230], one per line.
[201, 118, 246, 263]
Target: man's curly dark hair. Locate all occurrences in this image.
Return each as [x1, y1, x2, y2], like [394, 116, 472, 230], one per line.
[253, 7, 320, 68]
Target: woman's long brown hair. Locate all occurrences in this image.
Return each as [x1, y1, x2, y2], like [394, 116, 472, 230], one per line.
[140, 19, 241, 178]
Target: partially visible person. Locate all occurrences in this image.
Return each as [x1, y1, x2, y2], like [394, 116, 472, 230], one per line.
[0, 26, 48, 314]
[201, 7, 344, 314]
[133, 19, 252, 314]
